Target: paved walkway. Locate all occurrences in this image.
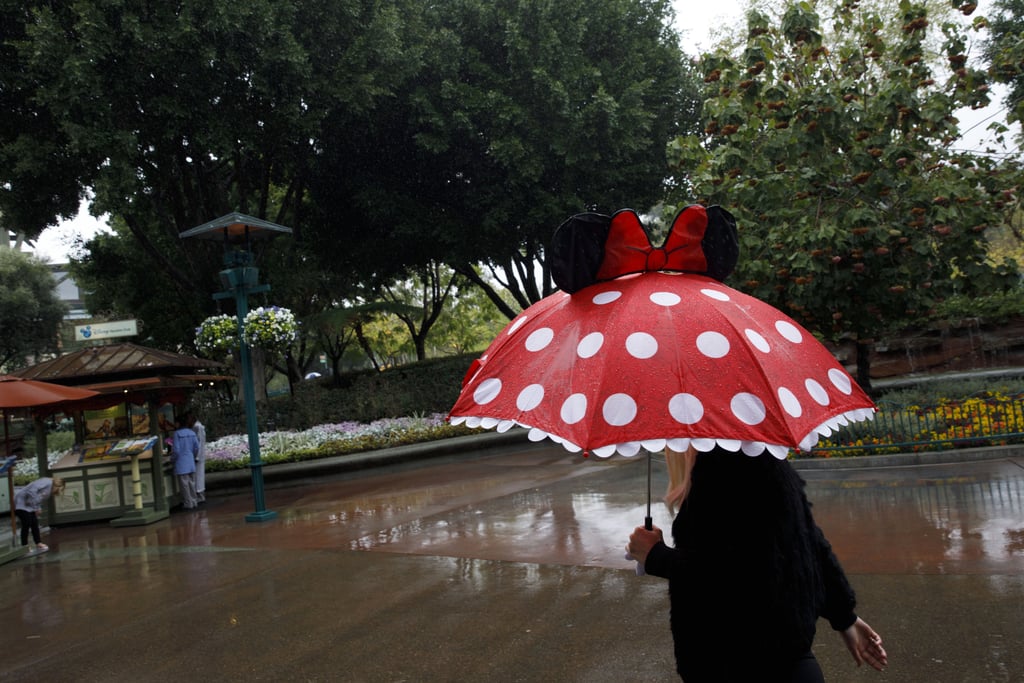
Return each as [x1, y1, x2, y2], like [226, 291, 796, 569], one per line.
[2, 439, 1023, 682]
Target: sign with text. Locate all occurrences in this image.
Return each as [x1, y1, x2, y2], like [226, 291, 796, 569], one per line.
[74, 319, 138, 341]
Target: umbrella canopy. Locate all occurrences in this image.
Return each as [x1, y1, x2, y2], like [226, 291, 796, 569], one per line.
[450, 273, 874, 458]
[449, 205, 875, 459]
[0, 376, 100, 409]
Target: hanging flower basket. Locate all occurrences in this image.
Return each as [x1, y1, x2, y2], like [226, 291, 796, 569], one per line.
[242, 306, 299, 350]
[195, 314, 238, 355]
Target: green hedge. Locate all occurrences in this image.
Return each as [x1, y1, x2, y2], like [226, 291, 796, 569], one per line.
[191, 353, 478, 438]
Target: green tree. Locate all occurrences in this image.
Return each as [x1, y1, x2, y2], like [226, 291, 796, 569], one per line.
[429, 275, 511, 356]
[3, 0, 426, 348]
[0, 249, 66, 370]
[306, 301, 411, 382]
[0, 3, 87, 238]
[668, 1, 1021, 389]
[306, 0, 702, 318]
[69, 220, 198, 347]
[379, 262, 461, 361]
[984, 0, 1024, 126]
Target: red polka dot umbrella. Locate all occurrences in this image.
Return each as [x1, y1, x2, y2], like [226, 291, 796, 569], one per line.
[449, 271, 875, 459]
[449, 205, 875, 460]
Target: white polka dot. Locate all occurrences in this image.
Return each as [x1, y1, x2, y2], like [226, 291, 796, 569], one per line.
[669, 393, 704, 424]
[650, 291, 681, 306]
[805, 379, 830, 406]
[593, 291, 621, 305]
[778, 387, 802, 417]
[473, 378, 502, 405]
[626, 332, 658, 359]
[731, 392, 767, 425]
[507, 316, 529, 335]
[701, 288, 731, 302]
[828, 368, 854, 395]
[561, 394, 588, 424]
[516, 384, 544, 411]
[577, 332, 604, 358]
[745, 329, 770, 353]
[525, 328, 554, 351]
[697, 331, 730, 358]
[603, 393, 637, 426]
[776, 320, 803, 343]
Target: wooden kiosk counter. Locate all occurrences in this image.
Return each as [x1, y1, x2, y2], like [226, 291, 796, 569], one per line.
[50, 436, 177, 525]
[14, 343, 228, 527]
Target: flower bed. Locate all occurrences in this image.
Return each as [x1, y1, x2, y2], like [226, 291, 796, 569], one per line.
[203, 413, 471, 470]
[815, 390, 1024, 456]
[12, 391, 1023, 482]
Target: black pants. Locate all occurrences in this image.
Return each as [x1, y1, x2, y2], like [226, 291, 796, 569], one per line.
[15, 509, 40, 546]
[787, 652, 825, 683]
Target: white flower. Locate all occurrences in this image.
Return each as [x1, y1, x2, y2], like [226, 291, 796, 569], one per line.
[242, 306, 298, 350]
[196, 307, 298, 354]
[195, 315, 238, 354]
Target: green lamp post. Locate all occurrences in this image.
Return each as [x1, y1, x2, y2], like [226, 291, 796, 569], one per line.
[180, 212, 292, 522]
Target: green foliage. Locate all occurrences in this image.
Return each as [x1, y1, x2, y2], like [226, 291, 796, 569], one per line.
[668, 1, 1022, 382]
[429, 277, 510, 355]
[305, 0, 701, 313]
[876, 374, 1024, 404]
[927, 287, 1024, 322]
[4, 0, 428, 351]
[0, 249, 67, 370]
[191, 354, 477, 436]
[3, 0, 700, 359]
[984, 0, 1024, 126]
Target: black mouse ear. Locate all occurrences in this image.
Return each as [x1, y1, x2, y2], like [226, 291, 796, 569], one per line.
[701, 206, 739, 282]
[550, 212, 612, 293]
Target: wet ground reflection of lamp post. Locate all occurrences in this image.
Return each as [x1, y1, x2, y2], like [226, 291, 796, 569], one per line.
[181, 213, 292, 522]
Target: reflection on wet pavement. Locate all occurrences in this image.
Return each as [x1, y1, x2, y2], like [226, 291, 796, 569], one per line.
[4, 446, 1024, 683]
[23, 447, 1022, 577]
[804, 459, 1024, 575]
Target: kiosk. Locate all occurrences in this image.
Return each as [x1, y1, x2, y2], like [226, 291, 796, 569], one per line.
[12, 343, 229, 526]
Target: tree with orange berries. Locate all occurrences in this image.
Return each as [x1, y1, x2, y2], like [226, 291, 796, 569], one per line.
[668, 1, 1021, 390]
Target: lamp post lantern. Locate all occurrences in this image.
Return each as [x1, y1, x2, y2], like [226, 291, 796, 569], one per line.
[181, 212, 292, 522]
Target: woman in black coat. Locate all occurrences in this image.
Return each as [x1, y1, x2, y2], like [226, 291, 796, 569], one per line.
[627, 447, 888, 682]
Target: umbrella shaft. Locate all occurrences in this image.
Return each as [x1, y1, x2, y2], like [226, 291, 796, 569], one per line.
[645, 453, 653, 530]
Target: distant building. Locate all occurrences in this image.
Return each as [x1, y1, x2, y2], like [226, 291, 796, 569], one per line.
[50, 263, 90, 321]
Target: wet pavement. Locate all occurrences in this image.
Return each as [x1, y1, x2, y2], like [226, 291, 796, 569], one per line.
[2, 442, 1023, 682]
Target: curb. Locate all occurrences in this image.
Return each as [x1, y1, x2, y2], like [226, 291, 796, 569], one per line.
[205, 430, 1023, 493]
[790, 442, 1024, 470]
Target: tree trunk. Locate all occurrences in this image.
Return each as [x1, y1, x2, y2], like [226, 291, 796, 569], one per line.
[235, 349, 269, 404]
